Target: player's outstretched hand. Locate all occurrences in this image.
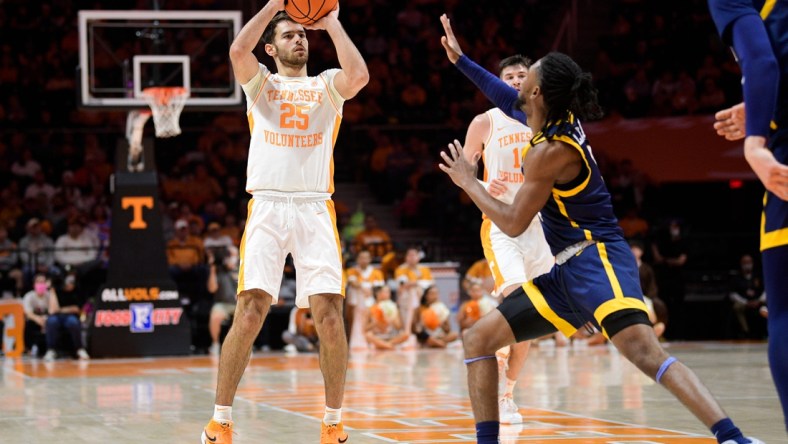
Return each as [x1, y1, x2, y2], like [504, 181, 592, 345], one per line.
[269, 0, 286, 11]
[440, 139, 477, 189]
[745, 136, 788, 201]
[713, 103, 745, 141]
[440, 14, 463, 64]
[488, 179, 508, 198]
[305, 3, 339, 30]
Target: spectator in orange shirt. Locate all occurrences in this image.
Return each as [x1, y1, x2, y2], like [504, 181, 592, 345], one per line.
[167, 219, 205, 273]
[352, 215, 392, 260]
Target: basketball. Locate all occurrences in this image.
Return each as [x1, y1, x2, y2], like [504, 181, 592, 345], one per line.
[422, 308, 441, 331]
[284, 0, 338, 25]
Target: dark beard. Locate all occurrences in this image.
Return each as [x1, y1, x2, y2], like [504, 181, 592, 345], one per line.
[279, 49, 308, 70]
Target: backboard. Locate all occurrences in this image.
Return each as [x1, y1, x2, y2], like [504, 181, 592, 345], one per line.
[78, 10, 243, 110]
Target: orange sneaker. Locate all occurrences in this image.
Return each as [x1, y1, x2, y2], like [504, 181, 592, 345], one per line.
[201, 419, 233, 444]
[320, 422, 348, 443]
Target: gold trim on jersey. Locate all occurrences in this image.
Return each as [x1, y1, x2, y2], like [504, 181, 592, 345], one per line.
[592, 241, 649, 336]
[597, 243, 623, 299]
[761, 193, 788, 250]
[552, 193, 593, 240]
[327, 114, 342, 194]
[327, 200, 346, 296]
[594, 297, 649, 338]
[551, 135, 591, 197]
[319, 74, 342, 115]
[246, 72, 271, 115]
[236, 198, 255, 294]
[761, 0, 777, 19]
[771, 121, 778, 131]
[247, 113, 255, 135]
[522, 281, 578, 337]
[480, 219, 506, 291]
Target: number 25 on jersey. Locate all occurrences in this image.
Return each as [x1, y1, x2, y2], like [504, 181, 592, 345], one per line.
[280, 103, 309, 130]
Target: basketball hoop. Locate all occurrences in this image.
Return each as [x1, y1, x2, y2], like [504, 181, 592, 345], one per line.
[142, 86, 189, 137]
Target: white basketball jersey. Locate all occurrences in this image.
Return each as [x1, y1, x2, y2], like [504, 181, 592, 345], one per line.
[243, 63, 345, 194]
[482, 108, 533, 204]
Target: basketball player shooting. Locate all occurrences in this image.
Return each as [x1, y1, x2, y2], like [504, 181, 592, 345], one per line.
[201, 1, 368, 443]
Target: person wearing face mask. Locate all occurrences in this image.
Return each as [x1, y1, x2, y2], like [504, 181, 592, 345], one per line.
[21, 273, 89, 361]
[729, 254, 766, 338]
[22, 273, 54, 357]
[651, 219, 688, 339]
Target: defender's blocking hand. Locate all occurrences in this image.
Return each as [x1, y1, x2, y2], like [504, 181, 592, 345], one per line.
[440, 139, 478, 189]
[440, 14, 463, 64]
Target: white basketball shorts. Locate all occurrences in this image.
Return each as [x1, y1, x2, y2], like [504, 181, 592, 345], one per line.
[238, 191, 344, 308]
[480, 215, 554, 296]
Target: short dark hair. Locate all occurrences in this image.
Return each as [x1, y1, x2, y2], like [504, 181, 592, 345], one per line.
[498, 55, 532, 74]
[262, 11, 296, 45]
[536, 52, 603, 123]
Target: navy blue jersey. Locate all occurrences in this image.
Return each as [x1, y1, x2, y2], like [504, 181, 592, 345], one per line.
[522, 111, 623, 255]
[710, 0, 788, 131]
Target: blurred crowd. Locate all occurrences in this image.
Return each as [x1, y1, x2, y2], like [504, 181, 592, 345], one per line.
[595, 0, 742, 118]
[0, 0, 766, 357]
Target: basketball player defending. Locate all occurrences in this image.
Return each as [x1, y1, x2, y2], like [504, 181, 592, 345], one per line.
[440, 14, 761, 444]
[462, 55, 553, 424]
[709, 0, 788, 433]
[201, 3, 368, 443]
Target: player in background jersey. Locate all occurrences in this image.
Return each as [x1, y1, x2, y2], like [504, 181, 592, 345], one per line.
[440, 14, 761, 444]
[462, 54, 554, 424]
[201, 2, 368, 443]
[708, 0, 788, 433]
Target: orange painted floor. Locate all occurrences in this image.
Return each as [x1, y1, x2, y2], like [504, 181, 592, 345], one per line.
[0, 341, 781, 443]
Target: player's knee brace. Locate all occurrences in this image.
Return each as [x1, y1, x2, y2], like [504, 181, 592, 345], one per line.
[656, 356, 677, 383]
[463, 355, 496, 365]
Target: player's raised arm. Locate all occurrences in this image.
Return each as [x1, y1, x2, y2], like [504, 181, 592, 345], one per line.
[308, 6, 369, 99]
[440, 14, 525, 124]
[229, 0, 285, 84]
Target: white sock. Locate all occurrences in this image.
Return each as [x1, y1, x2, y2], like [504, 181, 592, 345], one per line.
[213, 405, 232, 423]
[504, 378, 517, 397]
[323, 406, 341, 425]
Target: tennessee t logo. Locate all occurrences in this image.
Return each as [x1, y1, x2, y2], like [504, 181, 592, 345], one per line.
[122, 196, 154, 229]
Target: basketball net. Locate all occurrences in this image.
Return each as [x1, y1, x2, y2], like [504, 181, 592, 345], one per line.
[125, 87, 188, 172]
[142, 86, 189, 138]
